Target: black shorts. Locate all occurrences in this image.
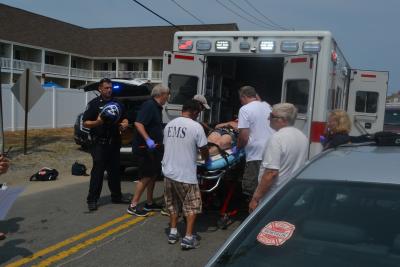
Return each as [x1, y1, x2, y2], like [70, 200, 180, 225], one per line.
[135, 148, 163, 179]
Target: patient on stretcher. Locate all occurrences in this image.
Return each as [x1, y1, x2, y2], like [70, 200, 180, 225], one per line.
[197, 120, 242, 170]
[207, 120, 238, 156]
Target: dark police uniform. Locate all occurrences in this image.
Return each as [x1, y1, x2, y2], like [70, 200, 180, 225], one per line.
[132, 98, 164, 178]
[83, 96, 127, 204]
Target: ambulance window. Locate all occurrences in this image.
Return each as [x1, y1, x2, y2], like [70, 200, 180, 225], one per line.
[168, 74, 198, 105]
[355, 91, 378, 113]
[285, 80, 309, 114]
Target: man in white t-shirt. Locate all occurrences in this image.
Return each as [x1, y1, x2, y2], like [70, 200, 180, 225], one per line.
[249, 103, 308, 212]
[162, 100, 209, 250]
[237, 86, 274, 197]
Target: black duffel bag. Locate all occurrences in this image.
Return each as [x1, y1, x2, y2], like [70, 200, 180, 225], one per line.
[30, 167, 59, 181]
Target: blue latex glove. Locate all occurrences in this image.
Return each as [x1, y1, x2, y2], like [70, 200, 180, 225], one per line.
[231, 146, 241, 157]
[145, 138, 156, 150]
[319, 135, 327, 144]
[231, 146, 238, 155]
[205, 157, 212, 167]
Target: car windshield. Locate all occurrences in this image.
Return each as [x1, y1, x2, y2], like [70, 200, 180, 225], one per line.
[213, 180, 400, 267]
[385, 108, 400, 125]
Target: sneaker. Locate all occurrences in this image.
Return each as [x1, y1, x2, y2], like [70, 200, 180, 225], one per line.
[126, 205, 149, 217]
[143, 203, 163, 211]
[181, 236, 200, 250]
[168, 232, 180, 244]
[88, 202, 97, 211]
[161, 207, 170, 216]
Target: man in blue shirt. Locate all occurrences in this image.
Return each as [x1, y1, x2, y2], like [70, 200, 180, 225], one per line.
[127, 84, 170, 216]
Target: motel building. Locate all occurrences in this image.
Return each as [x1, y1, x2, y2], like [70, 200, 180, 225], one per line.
[0, 3, 238, 88]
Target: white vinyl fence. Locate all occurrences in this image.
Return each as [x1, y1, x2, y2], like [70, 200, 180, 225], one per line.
[1, 84, 97, 131]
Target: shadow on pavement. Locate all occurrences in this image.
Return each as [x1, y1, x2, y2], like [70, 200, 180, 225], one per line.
[0, 217, 33, 264]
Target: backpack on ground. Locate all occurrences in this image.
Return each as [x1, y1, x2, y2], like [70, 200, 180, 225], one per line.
[71, 161, 88, 176]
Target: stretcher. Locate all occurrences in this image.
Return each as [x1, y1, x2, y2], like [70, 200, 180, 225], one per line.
[197, 147, 245, 229]
[196, 148, 245, 171]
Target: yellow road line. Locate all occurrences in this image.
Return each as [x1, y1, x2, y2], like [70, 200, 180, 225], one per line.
[6, 214, 132, 267]
[31, 215, 151, 267]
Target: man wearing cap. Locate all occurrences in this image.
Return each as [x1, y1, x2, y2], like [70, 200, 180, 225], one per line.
[193, 94, 212, 134]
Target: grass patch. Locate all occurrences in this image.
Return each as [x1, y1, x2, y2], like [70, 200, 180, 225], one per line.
[4, 128, 74, 155]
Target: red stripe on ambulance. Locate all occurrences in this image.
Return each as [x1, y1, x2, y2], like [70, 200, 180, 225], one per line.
[290, 57, 307, 63]
[361, 73, 377, 78]
[174, 54, 194, 61]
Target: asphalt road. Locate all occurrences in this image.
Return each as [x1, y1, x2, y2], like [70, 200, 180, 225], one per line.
[1, 177, 244, 266]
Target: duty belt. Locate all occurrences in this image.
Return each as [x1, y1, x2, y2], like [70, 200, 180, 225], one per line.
[94, 137, 116, 145]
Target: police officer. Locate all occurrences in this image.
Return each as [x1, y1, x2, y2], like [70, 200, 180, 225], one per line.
[83, 78, 130, 211]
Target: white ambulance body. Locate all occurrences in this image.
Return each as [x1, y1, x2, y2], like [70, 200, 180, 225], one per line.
[162, 31, 389, 157]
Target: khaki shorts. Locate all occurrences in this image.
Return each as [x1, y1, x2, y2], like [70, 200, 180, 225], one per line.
[164, 177, 202, 216]
[242, 160, 261, 196]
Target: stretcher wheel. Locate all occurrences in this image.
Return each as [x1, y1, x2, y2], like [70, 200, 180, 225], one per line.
[217, 214, 232, 230]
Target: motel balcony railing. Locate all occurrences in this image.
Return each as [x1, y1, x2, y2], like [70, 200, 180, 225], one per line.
[44, 64, 69, 76]
[0, 57, 11, 69]
[70, 68, 93, 79]
[93, 70, 117, 79]
[12, 59, 42, 73]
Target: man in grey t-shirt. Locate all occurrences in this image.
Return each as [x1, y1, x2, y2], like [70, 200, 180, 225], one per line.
[162, 100, 209, 250]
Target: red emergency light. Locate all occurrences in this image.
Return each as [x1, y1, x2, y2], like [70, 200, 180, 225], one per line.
[178, 40, 193, 51]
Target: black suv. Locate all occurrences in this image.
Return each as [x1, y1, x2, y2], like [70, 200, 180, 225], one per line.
[74, 79, 152, 172]
[384, 103, 400, 133]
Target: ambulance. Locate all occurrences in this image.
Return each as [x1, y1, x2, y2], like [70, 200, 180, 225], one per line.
[161, 31, 389, 157]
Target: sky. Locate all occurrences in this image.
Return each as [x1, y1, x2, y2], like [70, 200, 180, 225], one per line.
[1, 0, 399, 94]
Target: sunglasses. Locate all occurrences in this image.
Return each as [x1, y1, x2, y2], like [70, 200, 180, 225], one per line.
[269, 114, 285, 120]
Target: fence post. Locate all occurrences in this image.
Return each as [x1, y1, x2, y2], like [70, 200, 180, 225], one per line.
[52, 87, 56, 128]
[10, 89, 15, 131]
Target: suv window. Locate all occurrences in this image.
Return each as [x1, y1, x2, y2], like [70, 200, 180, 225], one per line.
[168, 74, 198, 105]
[385, 108, 400, 125]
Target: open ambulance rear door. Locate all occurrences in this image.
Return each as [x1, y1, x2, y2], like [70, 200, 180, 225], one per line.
[281, 54, 317, 136]
[347, 70, 389, 135]
[162, 51, 206, 122]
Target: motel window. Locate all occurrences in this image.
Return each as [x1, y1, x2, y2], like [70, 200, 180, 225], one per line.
[45, 55, 55, 65]
[168, 74, 198, 105]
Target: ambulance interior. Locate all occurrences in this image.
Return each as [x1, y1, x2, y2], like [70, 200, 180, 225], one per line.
[204, 56, 284, 124]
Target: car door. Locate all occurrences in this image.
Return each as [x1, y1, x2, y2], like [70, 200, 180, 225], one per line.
[162, 51, 206, 122]
[347, 70, 389, 135]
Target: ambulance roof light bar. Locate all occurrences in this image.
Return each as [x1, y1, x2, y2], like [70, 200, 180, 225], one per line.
[303, 41, 321, 53]
[196, 40, 212, 51]
[178, 40, 193, 51]
[259, 40, 275, 52]
[215, 40, 231, 51]
[281, 40, 299, 52]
